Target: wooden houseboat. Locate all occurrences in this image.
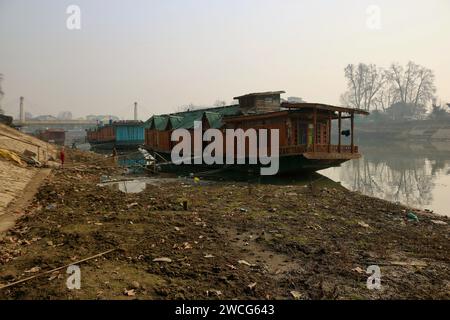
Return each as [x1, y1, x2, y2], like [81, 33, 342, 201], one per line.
[86, 120, 145, 150]
[36, 128, 66, 146]
[144, 91, 369, 174]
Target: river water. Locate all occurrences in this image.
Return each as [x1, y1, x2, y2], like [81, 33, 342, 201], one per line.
[320, 141, 450, 217]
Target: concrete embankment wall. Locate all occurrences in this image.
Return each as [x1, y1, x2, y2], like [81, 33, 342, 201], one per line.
[356, 119, 450, 142]
[0, 124, 57, 217]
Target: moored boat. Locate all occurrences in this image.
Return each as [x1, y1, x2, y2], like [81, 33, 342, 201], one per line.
[143, 91, 369, 175]
[86, 120, 144, 150]
[35, 128, 66, 146]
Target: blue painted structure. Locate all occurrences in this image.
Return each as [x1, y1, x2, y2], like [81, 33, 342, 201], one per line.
[113, 121, 145, 149]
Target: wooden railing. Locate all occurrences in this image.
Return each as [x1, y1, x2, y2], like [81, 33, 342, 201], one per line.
[279, 144, 358, 155]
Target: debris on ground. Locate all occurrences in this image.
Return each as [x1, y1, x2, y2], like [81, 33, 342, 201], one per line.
[0, 148, 448, 300]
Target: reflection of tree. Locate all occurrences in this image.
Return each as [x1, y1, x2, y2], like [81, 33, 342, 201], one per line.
[333, 146, 450, 209]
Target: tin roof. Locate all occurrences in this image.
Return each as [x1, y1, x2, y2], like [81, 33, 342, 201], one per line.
[147, 105, 241, 131]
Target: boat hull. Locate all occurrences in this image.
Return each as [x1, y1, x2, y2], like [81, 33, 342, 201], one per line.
[88, 140, 143, 151]
[146, 149, 354, 175]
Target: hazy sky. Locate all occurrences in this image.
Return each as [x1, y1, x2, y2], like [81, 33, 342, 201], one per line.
[1, 0, 449, 119]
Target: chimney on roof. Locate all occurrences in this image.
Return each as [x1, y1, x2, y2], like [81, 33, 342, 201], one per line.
[19, 96, 25, 123]
[134, 102, 138, 120]
[233, 91, 285, 114]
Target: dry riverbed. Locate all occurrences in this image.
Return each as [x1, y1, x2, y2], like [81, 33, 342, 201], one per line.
[0, 149, 449, 299]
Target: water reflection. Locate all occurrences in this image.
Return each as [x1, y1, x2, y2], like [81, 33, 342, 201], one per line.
[320, 142, 450, 216]
[100, 180, 147, 193]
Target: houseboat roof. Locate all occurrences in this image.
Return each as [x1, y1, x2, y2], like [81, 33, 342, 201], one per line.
[146, 105, 241, 130]
[145, 91, 369, 131]
[234, 91, 285, 99]
[113, 120, 144, 126]
[148, 115, 169, 130]
[281, 102, 370, 115]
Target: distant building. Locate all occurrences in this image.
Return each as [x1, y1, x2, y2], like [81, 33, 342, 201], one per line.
[86, 115, 120, 122]
[57, 111, 73, 120]
[33, 115, 58, 121]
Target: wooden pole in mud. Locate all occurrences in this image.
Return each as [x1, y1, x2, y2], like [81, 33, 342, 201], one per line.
[338, 111, 342, 153]
[350, 111, 354, 153]
[313, 107, 317, 152]
[0, 248, 117, 290]
[328, 112, 332, 153]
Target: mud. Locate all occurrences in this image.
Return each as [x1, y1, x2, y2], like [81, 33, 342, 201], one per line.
[0, 149, 449, 300]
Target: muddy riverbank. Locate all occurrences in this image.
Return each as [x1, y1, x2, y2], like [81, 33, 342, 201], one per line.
[0, 149, 449, 299]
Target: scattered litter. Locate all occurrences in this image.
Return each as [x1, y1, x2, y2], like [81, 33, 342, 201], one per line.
[46, 204, 57, 210]
[182, 242, 192, 249]
[48, 275, 58, 281]
[204, 254, 214, 258]
[24, 266, 41, 273]
[290, 290, 302, 300]
[127, 202, 139, 209]
[100, 175, 111, 183]
[358, 221, 370, 228]
[352, 267, 364, 274]
[238, 260, 255, 267]
[247, 282, 257, 290]
[153, 257, 172, 263]
[430, 220, 447, 225]
[207, 289, 222, 297]
[0, 148, 26, 166]
[124, 289, 136, 296]
[407, 212, 419, 222]
[239, 208, 248, 213]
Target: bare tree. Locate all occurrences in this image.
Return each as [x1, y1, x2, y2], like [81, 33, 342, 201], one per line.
[373, 85, 396, 112]
[213, 100, 227, 107]
[341, 63, 386, 111]
[387, 61, 436, 106]
[342, 61, 436, 118]
[176, 103, 204, 112]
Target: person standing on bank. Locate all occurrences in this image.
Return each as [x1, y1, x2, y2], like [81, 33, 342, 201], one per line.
[112, 147, 118, 165]
[60, 147, 65, 168]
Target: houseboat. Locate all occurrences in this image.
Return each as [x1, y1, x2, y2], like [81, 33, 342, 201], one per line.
[36, 129, 66, 146]
[144, 91, 369, 175]
[86, 120, 145, 150]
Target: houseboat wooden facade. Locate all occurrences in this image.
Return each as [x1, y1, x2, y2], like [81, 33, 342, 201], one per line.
[36, 129, 66, 146]
[86, 120, 145, 150]
[143, 91, 369, 174]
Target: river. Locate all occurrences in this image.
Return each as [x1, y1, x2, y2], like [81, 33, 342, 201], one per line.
[320, 141, 450, 217]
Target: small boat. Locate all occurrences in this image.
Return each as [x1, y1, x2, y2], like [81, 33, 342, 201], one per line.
[143, 90, 369, 175]
[86, 120, 145, 150]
